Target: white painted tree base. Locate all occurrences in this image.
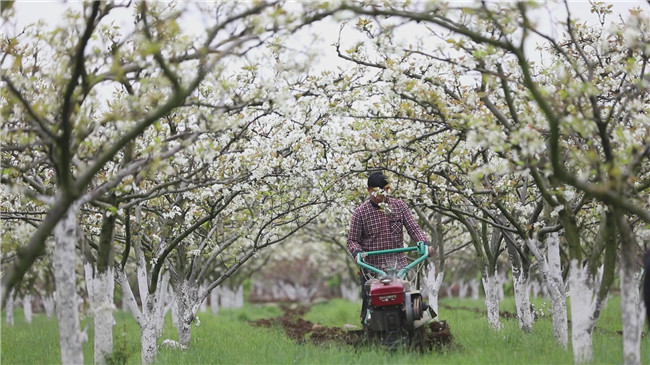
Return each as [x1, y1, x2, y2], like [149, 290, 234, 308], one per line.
[512, 267, 533, 332]
[423, 262, 444, 316]
[84, 263, 115, 364]
[43, 294, 55, 318]
[568, 260, 606, 364]
[482, 270, 503, 331]
[53, 204, 87, 364]
[620, 262, 644, 365]
[23, 294, 32, 324]
[525, 234, 568, 348]
[5, 288, 15, 325]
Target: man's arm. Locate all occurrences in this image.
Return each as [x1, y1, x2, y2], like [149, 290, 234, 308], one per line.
[347, 210, 364, 260]
[400, 202, 436, 257]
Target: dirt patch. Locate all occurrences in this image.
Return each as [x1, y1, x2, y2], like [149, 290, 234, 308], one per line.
[249, 304, 454, 351]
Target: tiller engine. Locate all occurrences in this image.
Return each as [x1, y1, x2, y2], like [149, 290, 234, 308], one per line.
[357, 241, 436, 349]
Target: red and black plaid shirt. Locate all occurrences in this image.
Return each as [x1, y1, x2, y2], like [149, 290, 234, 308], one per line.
[347, 197, 429, 270]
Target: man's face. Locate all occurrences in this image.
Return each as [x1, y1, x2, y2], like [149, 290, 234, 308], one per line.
[368, 186, 389, 204]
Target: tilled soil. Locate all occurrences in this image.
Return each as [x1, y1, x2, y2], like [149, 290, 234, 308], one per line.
[249, 304, 454, 351]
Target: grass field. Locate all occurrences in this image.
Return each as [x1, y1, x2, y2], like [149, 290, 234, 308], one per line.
[1, 296, 648, 364]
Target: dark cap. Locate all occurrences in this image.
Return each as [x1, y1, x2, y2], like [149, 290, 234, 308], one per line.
[367, 171, 388, 188]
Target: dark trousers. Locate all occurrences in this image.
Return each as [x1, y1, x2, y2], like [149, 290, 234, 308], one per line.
[359, 271, 372, 324]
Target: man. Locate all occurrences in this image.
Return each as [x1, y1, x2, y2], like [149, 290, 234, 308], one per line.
[347, 171, 431, 323]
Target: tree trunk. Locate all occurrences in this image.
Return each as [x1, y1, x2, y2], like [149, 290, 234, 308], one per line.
[529, 280, 541, 298]
[512, 266, 533, 332]
[482, 269, 502, 330]
[23, 294, 33, 324]
[497, 272, 506, 300]
[469, 278, 479, 300]
[619, 256, 644, 365]
[53, 204, 87, 364]
[457, 279, 468, 299]
[5, 288, 15, 325]
[235, 285, 244, 308]
[119, 268, 168, 365]
[116, 212, 169, 365]
[141, 309, 159, 365]
[172, 279, 199, 347]
[43, 294, 55, 317]
[423, 262, 444, 316]
[171, 296, 179, 328]
[568, 260, 605, 364]
[199, 284, 208, 313]
[210, 288, 220, 315]
[525, 234, 568, 348]
[84, 262, 115, 364]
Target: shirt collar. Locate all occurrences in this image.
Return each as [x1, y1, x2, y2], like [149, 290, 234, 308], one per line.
[369, 197, 390, 209]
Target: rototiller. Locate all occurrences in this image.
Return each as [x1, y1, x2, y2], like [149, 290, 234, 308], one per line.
[357, 241, 437, 349]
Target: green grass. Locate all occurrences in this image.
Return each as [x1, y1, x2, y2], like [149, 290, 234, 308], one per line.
[2, 296, 648, 364]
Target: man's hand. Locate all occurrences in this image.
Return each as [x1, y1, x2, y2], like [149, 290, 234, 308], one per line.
[428, 245, 434, 258]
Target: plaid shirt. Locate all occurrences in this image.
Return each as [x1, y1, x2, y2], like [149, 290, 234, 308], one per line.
[347, 197, 429, 271]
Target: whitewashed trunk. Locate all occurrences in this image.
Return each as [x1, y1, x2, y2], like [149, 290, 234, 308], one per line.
[235, 285, 244, 308]
[154, 273, 169, 337]
[53, 206, 87, 364]
[620, 263, 644, 365]
[525, 235, 568, 348]
[497, 272, 506, 300]
[457, 280, 468, 299]
[163, 289, 175, 326]
[220, 286, 233, 308]
[271, 283, 282, 300]
[541, 282, 550, 299]
[199, 284, 208, 313]
[141, 317, 158, 365]
[84, 263, 115, 364]
[547, 236, 568, 348]
[253, 282, 264, 300]
[210, 288, 220, 315]
[117, 252, 168, 364]
[43, 294, 55, 317]
[469, 278, 480, 300]
[512, 267, 533, 332]
[174, 279, 199, 347]
[118, 269, 157, 365]
[5, 288, 15, 325]
[482, 270, 502, 330]
[171, 297, 179, 328]
[53, 205, 87, 364]
[117, 270, 142, 324]
[140, 291, 166, 364]
[340, 282, 360, 302]
[529, 280, 541, 298]
[423, 262, 444, 316]
[23, 294, 32, 324]
[568, 260, 604, 364]
[177, 304, 193, 346]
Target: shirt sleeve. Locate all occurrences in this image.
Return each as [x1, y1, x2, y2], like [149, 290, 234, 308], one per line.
[400, 201, 429, 244]
[347, 209, 364, 259]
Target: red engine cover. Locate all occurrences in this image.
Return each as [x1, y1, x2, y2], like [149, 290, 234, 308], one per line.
[369, 278, 404, 307]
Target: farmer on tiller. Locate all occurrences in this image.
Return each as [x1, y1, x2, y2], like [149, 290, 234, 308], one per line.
[347, 171, 433, 324]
